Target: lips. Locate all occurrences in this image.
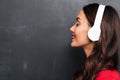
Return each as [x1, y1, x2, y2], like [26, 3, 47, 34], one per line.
[72, 35, 74, 39]
[72, 34, 75, 40]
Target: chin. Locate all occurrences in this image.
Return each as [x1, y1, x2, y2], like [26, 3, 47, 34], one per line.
[71, 43, 78, 47]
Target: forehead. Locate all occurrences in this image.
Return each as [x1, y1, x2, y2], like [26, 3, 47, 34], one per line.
[77, 10, 87, 21]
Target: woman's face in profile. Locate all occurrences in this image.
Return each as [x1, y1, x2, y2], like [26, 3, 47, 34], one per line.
[70, 10, 92, 48]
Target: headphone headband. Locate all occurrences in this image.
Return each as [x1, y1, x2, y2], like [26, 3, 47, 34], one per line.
[88, 5, 106, 41]
[94, 5, 105, 28]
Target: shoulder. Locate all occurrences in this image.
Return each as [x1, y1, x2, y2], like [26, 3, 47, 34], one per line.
[95, 69, 120, 80]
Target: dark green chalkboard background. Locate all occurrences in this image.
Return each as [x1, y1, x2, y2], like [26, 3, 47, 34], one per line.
[0, 0, 119, 80]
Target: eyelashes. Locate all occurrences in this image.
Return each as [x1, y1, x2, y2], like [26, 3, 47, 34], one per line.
[74, 22, 80, 26]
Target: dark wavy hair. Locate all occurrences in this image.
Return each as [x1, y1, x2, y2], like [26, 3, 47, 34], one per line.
[73, 3, 120, 80]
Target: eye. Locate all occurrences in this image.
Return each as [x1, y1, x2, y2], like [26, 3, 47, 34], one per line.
[76, 23, 79, 26]
[75, 22, 80, 26]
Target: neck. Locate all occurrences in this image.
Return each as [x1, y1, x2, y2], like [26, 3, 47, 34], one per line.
[83, 42, 95, 57]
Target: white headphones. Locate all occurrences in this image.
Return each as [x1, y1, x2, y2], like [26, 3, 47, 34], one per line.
[88, 5, 106, 41]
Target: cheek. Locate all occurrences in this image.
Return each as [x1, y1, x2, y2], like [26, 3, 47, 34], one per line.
[76, 31, 88, 42]
[75, 28, 90, 45]
[76, 27, 88, 39]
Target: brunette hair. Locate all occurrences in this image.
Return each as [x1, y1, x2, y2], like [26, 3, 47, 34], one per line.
[73, 3, 120, 80]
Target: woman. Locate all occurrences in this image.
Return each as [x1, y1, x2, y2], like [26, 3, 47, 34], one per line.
[70, 3, 120, 80]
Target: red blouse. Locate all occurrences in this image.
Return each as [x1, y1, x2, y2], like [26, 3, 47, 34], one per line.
[95, 69, 120, 80]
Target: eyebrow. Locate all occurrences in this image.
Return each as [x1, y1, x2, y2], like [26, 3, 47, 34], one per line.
[76, 17, 80, 22]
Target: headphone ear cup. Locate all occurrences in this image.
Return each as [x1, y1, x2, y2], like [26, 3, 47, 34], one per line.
[88, 27, 95, 41]
[87, 5, 105, 41]
[88, 28, 93, 41]
[88, 26, 101, 41]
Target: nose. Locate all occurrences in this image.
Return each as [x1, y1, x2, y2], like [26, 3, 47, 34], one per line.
[70, 25, 74, 32]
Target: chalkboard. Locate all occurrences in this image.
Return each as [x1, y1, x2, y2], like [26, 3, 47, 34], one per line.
[0, 0, 119, 80]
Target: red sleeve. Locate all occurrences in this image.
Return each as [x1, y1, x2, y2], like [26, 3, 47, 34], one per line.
[95, 70, 120, 80]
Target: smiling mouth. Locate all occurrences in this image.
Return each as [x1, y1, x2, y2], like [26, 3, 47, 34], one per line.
[72, 36, 74, 39]
[72, 34, 75, 40]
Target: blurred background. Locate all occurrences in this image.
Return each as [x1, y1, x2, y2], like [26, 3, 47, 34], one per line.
[0, 0, 120, 80]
